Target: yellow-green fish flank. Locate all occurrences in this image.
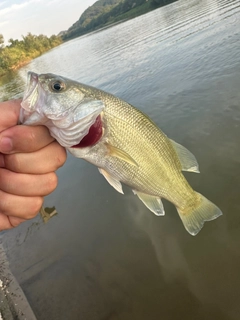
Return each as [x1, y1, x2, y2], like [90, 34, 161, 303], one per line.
[20, 72, 222, 235]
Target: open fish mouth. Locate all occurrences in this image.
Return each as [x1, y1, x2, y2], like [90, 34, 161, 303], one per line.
[22, 72, 39, 111]
[20, 71, 105, 148]
[19, 71, 44, 125]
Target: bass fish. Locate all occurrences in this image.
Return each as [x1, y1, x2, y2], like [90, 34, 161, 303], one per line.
[20, 72, 222, 236]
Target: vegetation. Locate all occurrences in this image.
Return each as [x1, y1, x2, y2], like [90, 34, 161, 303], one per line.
[0, 33, 62, 77]
[0, 0, 177, 76]
[62, 0, 178, 41]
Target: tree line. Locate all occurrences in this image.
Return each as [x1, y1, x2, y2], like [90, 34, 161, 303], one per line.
[0, 33, 62, 77]
[0, 0, 177, 76]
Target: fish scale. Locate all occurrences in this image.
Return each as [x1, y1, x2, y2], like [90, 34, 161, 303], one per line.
[103, 106, 183, 195]
[20, 72, 223, 236]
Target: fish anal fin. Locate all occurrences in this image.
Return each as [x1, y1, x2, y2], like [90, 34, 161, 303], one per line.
[177, 192, 222, 236]
[170, 139, 200, 173]
[105, 143, 138, 167]
[133, 191, 165, 216]
[98, 168, 124, 194]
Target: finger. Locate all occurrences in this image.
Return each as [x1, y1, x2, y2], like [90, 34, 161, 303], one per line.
[0, 168, 58, 196]
[0, 100, 21, 132]
[0, 190, 43, 220]
[0, 125, 55, 154]
[0, 154, 4, 167]
[3, 141, 67, 174]
[0, 214, 26, 231]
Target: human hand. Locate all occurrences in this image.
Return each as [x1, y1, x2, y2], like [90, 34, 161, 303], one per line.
[0, 99, 67, 231]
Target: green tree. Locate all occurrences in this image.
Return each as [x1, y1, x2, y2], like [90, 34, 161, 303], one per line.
[8, 38, 21, 47]
[0, 34, 4, 49]
[0, 33, 62, 77]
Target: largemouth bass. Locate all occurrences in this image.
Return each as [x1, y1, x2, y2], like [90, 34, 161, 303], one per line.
[20, 72, 222, 236]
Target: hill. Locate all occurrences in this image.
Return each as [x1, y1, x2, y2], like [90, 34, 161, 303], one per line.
[62, 0, 177, 41]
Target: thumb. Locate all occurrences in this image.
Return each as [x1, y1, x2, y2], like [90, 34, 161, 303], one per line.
[0, 100, 21, 132]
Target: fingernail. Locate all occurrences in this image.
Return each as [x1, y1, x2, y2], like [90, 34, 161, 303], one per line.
[0, 137, 13, 153]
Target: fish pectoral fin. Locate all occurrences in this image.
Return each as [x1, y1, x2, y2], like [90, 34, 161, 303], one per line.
[105, 143, 138, 167]
[169, 139, 200, 173]
[98, 168, 124, 194]
[133, 191, 165, 216]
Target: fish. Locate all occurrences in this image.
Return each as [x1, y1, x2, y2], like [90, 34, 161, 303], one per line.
[20, 71, 222, 236]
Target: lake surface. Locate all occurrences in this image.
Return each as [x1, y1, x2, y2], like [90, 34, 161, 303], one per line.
[1, 0, 240, 319]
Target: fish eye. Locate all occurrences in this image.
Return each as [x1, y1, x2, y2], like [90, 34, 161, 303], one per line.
[51, 80, 66, 92]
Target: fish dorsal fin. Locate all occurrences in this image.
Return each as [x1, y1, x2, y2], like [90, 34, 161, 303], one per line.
[105, 143, 138, 167]
[169, 139, 200, 173]
[98, 168, 124, 194]
[133, 190, 165, 216]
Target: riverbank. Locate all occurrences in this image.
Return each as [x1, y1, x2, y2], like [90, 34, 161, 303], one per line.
[0, 243, 37, 320]
[0, 34, 62, 78]
[0, 60, 31, 78]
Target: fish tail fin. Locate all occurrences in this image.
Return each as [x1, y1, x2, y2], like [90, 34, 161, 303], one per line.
[177, 192, 222, 236]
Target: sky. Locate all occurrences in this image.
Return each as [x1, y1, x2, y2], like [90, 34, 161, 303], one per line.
[0, 0, 97, 44]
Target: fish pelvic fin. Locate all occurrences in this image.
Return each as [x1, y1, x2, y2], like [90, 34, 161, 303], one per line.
[133, 191, 165, 216]
[170, 139, 200, 173]
[105, 143, 138, 167]
[177, 192, 222, 236]
[98, 168, 124, 194]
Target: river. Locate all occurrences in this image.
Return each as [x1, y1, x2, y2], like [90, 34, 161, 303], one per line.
[1, 0, 240, 319]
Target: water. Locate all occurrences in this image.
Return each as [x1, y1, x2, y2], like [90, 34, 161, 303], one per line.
[1, 0, 240, 319]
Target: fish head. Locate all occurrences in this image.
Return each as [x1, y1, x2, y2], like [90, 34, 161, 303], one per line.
[20, 72, 105, 148]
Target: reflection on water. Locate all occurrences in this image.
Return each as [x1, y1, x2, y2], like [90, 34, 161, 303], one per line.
[1, 0, 240, 319]
[0, 71, 25, 101]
